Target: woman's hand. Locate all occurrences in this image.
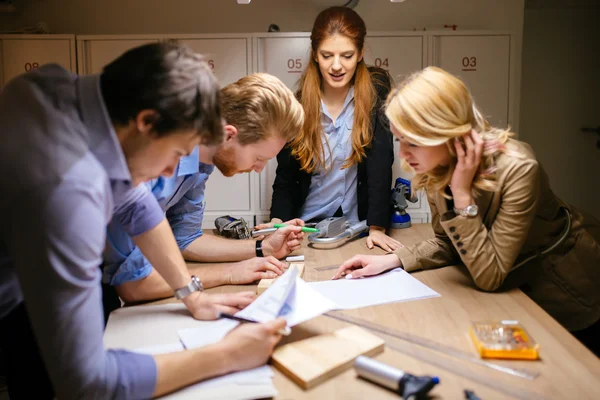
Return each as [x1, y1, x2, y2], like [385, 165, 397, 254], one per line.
[332, 254, 400, 280]
[450, 130, 484, 208]
[366, 226, 403, 252]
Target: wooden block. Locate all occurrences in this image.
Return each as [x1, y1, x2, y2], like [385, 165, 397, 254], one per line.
[257, 263, 304, 295]
[271, 326, 385, 389]
[257, 277, 275, 295]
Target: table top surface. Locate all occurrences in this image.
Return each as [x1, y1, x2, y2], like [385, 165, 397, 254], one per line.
[105, 224, 600, 400]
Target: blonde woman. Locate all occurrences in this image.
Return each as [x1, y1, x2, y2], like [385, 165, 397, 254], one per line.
[334, 67, 600, 355]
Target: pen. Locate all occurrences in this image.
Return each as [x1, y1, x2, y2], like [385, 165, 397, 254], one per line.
[273, 223, 319, 233]
[217, 312, 292, 336]
[251, 225, 319, 237]
[251, 227, 278, 237]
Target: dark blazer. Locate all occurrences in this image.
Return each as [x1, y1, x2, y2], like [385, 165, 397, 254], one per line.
[270, 67, 394, 228]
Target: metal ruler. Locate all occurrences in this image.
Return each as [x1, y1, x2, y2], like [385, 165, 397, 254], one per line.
[325, 312, 540, 381]
[314, 264, 339, 272]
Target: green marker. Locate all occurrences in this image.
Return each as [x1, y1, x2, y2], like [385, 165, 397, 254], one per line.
[274, 223, 319, 233]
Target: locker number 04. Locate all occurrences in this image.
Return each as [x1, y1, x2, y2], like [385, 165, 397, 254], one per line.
[24, 62, 40, 72]
[374, 58, 389, 69]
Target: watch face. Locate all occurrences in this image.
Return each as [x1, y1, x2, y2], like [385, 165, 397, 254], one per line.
[466, 205, 479, 217]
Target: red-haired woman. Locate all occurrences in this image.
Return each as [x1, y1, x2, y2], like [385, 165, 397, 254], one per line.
[264, 6, 399, 251]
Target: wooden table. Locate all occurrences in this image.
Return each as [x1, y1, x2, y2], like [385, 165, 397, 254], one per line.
[110, 224, 600, 399]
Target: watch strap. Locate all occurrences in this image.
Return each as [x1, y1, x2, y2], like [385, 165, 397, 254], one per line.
[174, 275, 204, 300]
[255, 240, 264, 257]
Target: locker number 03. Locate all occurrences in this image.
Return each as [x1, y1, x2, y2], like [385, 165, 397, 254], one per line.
[24, 62, 40, 72]
[462, 56, 477, 67]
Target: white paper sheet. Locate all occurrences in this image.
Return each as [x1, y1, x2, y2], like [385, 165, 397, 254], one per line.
[134, 342, 278, 400]
[177, 319, 238, 350]
[279, 277, 338, 326]
[235, 264, 299, 322]
[308, 268, 440, 309]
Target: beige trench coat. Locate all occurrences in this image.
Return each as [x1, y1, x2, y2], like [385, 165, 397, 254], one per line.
[395, 139, 600, 331]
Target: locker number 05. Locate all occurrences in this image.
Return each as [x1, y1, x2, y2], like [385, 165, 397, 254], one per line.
[287, 58, 303, 72]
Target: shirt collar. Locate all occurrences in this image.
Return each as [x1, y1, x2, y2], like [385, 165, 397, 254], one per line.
[320, 86, 355, 124]
[177, 146, 200, 176]
[77, 74, 131, 182]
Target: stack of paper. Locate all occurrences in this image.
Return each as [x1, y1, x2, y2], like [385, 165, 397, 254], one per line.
[134, 341, 277, 400]
[308, 268, 440, 310]
[177, 266, 440, 350]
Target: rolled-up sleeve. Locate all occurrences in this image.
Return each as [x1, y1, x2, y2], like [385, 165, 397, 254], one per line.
[166, 174, 208, 250]
[10, 165, 157, 399]
[113, 184, 165, 237]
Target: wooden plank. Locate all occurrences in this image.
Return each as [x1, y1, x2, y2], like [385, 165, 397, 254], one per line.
[257, 263, 304, 295]
[271, 326, 385, 390]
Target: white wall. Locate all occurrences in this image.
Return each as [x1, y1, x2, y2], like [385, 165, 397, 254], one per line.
[519, 7, 600, 218]
[0, 0, 523, 34]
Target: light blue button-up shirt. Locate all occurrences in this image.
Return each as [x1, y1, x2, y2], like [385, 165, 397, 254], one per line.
[0, 65, 160, 399]
[103, 148, 214, 286]
[300, 87, 359, 225]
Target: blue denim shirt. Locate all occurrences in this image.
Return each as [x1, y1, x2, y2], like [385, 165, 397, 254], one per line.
[103, 149, 214, 286]
[300, 87, 359, 225]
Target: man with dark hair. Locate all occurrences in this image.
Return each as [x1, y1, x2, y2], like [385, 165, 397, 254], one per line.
[0, 43, 286, 400]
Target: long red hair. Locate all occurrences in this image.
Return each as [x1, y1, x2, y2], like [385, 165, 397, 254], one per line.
[291, 6, 377, 173]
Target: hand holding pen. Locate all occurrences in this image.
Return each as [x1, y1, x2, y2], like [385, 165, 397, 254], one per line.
[218, 311, 291, 336]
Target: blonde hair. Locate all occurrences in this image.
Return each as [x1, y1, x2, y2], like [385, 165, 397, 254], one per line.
[385, 66, 515, 197]
[291, 6, 381, 173]
[220, 73, 304, 145]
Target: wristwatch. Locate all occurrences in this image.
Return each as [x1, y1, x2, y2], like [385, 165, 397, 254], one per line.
[173, 275, 204, 300]
[255, 239, 264, 257]
[454, 204, 479, 218]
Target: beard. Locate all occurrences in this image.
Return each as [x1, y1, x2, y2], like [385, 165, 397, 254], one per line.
[212, 145, 239, 177]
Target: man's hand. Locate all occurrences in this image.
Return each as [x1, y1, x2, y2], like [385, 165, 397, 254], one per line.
[262, 225, 304, 259]
[182, 291, 256, 320]
[254, 218, 304, 230]
[218, 318, 287, 373]
[226, 256, 287, 285]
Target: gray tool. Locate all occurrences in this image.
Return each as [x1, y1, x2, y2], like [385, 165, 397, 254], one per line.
[251, 227, 277, 237]
[308, 216, 369, 247]
[391, 178, 418, 229]
[354, 356, 439, 399]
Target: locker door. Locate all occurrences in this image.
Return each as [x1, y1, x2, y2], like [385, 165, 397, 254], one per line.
[176, 37, 249, 86]
[0, 35, 75, 87]
[363, 35, 425, 86]
[175, 37, 253, 220]
[433, 35, 511, 128]
[363, 34, 425, 192]
[78, 38, 159, 75]
[255, 35, 311, 220]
